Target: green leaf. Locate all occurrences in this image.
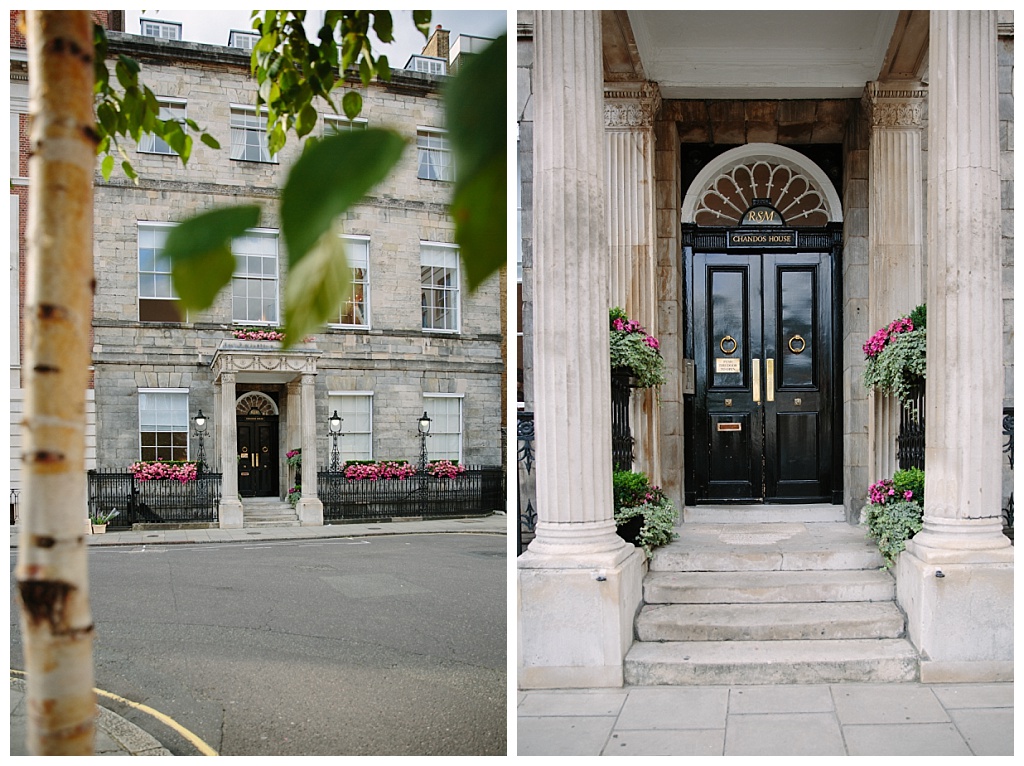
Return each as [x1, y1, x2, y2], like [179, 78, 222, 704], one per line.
[101, 154, 114, 181]
[295, 103, 318, 137]
[200, 133, 221, 150]
[165, 206, 262, 313]
[376, 55, 391, 82]
[450, 156, 506, 291]
[358, 56, 372, 86]
[372, 12, 393, 43]
[282, 228, 351, 348]
[342, 91, 362, 121]
[444, 35, 507, 290]
[413, 11, 432, 36]
[121, 160, 138, 181]
[281, 129, 405, 268]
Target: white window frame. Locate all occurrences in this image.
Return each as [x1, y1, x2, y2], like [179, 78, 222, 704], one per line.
[328, 235, 370, 329]
[139, 98, 187, 155]
[137, 221, 185, 322]
[140, 19, 181, 41]
[328, 391, 374, 463]
[231, 228, 279, 325]
[228, 30, 259, 50]
[410, 55, 446, 75]
[416, 127, 453, 182]
[423, 393, 463, 463]
[323, 115, 368, 136]
[10, 112, 21, 180]
[138, 388, 189, 462]
[230, 105, 276, 163]
[420, 242, 460, 334]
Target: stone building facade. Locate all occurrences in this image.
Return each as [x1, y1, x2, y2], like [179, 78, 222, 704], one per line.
[518, 11, 1012, 687]
[10, 18, 503, 524]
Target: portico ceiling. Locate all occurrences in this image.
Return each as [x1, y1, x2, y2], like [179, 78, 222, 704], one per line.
[611, 10, 909, 99]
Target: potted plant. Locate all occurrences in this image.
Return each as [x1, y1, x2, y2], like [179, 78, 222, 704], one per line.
[612, 470, 678, 557]
[864, 467, 925, 568]
[609, 307, 666, 389]
[863, 304, 926, 405]
[286, 485, 301, 507]
[90, 509, 119, 534]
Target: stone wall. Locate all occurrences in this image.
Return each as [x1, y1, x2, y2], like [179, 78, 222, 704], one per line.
[89, 36, 503, 473]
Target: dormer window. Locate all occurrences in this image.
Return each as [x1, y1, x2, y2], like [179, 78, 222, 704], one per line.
[140, 18, 181, 41]
[228, 30, 259, 50]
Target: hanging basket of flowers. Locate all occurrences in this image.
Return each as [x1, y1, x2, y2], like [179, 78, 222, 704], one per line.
[609, 307, 666, 389]
[863, 304, 926, 404]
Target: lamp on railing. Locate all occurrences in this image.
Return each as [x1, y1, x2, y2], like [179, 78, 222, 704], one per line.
[192, 409, 208, 474]
[328, 410, 343, 473]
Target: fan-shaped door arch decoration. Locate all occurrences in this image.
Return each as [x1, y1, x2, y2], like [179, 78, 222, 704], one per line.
[236, 391, 279, 417]
[681, 144, 843, 227]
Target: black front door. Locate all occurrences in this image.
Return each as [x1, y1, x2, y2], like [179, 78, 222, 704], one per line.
[688, 242, 838, 503]
[237, 417, 279, 497]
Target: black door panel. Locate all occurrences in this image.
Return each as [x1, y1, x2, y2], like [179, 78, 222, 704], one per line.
[237, 418, 279, 497]
[689, 247, 835, 503]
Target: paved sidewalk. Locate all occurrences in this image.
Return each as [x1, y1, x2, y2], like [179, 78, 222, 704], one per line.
[11, 512, 506, 755]
[10, 511, 508, 549]
[518, 681, 1014, 756]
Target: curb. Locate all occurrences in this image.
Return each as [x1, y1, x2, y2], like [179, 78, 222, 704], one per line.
[11, 677, 173, 756]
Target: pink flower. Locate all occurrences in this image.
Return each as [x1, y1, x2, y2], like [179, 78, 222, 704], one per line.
[904, 490, 913, 500]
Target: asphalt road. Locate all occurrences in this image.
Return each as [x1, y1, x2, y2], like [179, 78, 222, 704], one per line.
[10, 533, 507, 756]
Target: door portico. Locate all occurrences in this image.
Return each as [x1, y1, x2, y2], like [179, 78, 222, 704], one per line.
[211, 340, 323, 528]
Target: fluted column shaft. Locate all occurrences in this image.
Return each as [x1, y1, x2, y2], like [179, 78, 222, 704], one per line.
[605, 83, 661, 484]
[219, 372, 238, 502]
[865, 81, 926, 480]
[915, 10, 1008, 552]
[529, 11, 626, 556]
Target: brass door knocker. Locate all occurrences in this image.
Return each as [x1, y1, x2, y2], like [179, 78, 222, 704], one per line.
[788, 334, 806, 354]
[720, 335, 738, 355]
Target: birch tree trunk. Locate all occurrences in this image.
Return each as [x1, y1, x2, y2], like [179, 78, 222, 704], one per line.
[15, 10, 97, 756]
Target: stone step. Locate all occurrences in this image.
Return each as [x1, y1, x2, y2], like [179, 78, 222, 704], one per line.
[644, 569, 896, 605]
[636, 601, 906, 642]
[624, 638, 919, 685]
[649, 522, 883, 572]
[684, 505, 846, 524]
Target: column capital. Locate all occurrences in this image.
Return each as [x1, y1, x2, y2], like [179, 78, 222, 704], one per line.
[863, 80, 927, 129]
[604, 81, 661, 130]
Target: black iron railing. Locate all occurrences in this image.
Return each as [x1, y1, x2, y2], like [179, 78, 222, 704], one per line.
[897, 382, 926, 470]
[611, 368, 634, 471]
[87, 470, 222, 526]
[318, 466, 503, 523]
[517, 411, 537, 556]
[10, 490, 19, 525]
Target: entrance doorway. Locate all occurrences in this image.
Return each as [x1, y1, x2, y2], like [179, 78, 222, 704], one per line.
[236, 391, 280, 498]
[684, 229, 842, 504]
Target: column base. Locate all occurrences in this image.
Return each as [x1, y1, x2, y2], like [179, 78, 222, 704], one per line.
[297, 497, 324, 526]
[219, 498, 243, 529]
[896, 541, 1013, 679]
[518, 545, 645, 689]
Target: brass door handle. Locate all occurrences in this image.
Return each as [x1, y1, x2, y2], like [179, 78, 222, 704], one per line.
[766, 358, 775, 402]
[752, 358, 760, 403]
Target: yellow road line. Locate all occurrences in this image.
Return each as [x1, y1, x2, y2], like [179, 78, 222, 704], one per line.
[11, 669, 218, 756]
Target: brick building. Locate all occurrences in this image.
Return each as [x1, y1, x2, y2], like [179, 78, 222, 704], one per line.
[10, 13, 504, 526]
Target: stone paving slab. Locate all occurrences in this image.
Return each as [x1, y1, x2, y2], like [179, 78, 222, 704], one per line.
[517, 681, 1014, 756]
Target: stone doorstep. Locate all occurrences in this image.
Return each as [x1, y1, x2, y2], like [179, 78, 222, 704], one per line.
[684, 506, 847, 524]
[636, 601, 906, 642]
[643, 569, 896, 605]
[624, 638, 920, 685]
[650, 547, 883, 573]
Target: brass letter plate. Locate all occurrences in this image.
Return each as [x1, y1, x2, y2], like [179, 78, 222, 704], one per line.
[716, 358, 741, 373]
[717, 423, 742, 432]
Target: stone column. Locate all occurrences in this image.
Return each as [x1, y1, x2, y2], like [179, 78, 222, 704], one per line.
[605, 81, 662, 484]
[896, 10, 1013, 682]
[296, 372, 323, 525]
[518, 10, 644, 690]
[864, 81, 927, 480]
[217, 371, 243, 528]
